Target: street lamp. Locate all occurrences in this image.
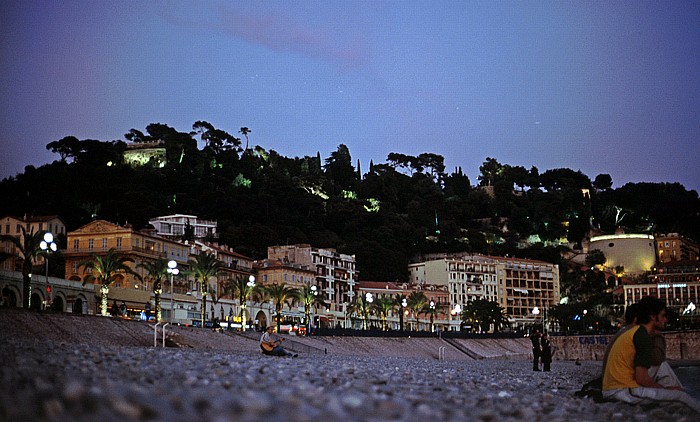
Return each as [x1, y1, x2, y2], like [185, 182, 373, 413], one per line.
[241, 275, 255, 331]
[39, 232, 58, 309]
[167, 260, 179, 324]
[451, 304, 462, 331]
[430, 300, 436, 332]
[400, 297, 407, 331]
[532, 306, 541, 333]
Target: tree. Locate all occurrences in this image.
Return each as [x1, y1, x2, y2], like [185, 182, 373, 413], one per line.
[137, 258, 169, 323]
[46, 136, 80, 162]
[394, 294, 408, 331]
[225, 274, 259, 331]
[297, 283, 326, 331]
[0, 227, 47, 309]
[262, 283, 298, 332]
[461, 299, 510, 333]
[187, 252, 222, 327]
[406, 291, 428, 331]
[80, 248, 139, 316]
[421, 300, 442, 332]
[350, 293, 374, 330]
[478, 157, 503, 187]
[371, 296, 396, 331]
[585, 249, 606, 268]
[593, 174, 613, 191]
[239, 127, 251, 151]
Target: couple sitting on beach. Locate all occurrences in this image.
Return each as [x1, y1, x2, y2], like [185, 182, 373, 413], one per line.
[597, 296, 699, 412]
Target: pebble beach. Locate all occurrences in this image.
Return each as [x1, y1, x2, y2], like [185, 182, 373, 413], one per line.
[1, 311, 698, 421]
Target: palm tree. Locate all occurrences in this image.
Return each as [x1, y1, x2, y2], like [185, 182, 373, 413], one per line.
[80, 248, 139, 316]
[372, 296, 395, 331]
[137, 258, 169, 323]
[297, 283, 326, 332]
[394, 294, 408, 331]
[350, 294, 374, 330]
[461, 299, 511, 333]
[422, 300, 443, 333]
[0, 227, 46, 309]
[239, 127, 251, 151]
[225, 274, 258, 331]
[262, 283, 298, 332]
[187, 252, 221, 327]
[407, 291, 428, 331]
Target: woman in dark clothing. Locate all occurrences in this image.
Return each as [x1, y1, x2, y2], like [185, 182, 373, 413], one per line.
[541, 333, 553, 371]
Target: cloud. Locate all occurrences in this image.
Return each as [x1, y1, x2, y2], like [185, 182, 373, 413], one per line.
[217, 8, 369, 68]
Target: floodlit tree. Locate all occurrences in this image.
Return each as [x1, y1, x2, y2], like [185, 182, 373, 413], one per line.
[371, 296, 396, 331]
[406, 291, 428, 331]
[187, 252, 222, 327]
[261, 283, 298, 332]
[80, 248, 140, 316]
[137, 258, 169, 323]
[461, 299, 510, 333]
[0, 227, 47, 309]
[225, 274, 260, 331]
[296, 283, 327, 332]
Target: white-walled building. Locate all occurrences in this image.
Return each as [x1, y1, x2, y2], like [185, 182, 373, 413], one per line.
[411, 253, 560, 329]
[149, 214, 217, 240]
[267, 244, 357, 321]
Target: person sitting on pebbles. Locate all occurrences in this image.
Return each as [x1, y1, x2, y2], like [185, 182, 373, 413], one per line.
[602, 296, 699, 413]
[260, 326, 297, 357]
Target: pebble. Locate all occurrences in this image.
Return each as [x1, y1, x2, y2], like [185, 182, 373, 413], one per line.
[2, 334, 699, 420]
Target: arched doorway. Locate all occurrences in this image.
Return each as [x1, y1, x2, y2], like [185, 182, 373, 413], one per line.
[52, 296, 64, 312]
[30, 293, 42, 310]
[73, 298, 83, 314]
[2, 286, 18, 307]
[255, 310, 268, 331]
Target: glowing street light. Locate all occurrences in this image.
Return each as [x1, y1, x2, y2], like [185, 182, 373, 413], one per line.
[167, 260, 179, 324]
[39, 232, 58, 309]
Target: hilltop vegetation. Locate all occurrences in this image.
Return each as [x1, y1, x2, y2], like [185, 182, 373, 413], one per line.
[1, 122, 698, 282]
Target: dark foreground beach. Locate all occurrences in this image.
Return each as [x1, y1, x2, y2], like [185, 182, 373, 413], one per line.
[1, 311, 698, 421]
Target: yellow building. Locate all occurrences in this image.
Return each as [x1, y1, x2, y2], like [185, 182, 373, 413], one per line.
[63, 220, 190, 292]
[1, 215, 66, 272]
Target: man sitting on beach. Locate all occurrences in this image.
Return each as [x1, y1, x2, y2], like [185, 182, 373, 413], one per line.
[602, 296, 699, 412]
[260, 326, 297, 357]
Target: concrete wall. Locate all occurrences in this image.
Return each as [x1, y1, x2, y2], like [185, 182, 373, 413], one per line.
[551, 331, 700, 361]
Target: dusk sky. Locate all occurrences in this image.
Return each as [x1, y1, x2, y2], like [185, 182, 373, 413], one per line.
[2, 1, 699, 191]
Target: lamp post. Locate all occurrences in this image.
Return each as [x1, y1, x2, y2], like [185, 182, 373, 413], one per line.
[400, 297, 407, 331]
[167, 260, 179, 324]
[241, 275, 255, 331]
[532, 306, 540, 333]
[39, 232, 57, 309]
[365, 292, 373, 330]
[451, 303, 462, 331]
[429, 300, 436, 332]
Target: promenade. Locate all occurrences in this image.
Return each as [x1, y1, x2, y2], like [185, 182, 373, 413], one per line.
[1, 310, 697, 421]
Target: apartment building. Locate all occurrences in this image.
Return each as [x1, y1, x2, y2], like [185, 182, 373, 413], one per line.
[189, 241, 255, 298]
[655, 233, 699, 264]
[1, 215, 66, 272]
[63, 220, 190, 292]
[267, 244, 357, 319]
[411, 253, 560, 329]
[148, 214, 217, 240]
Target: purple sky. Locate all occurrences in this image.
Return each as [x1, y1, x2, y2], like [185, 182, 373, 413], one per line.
[2, 1, 699, 191]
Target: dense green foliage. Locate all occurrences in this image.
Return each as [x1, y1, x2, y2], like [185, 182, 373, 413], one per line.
[2, 122, 699, 284]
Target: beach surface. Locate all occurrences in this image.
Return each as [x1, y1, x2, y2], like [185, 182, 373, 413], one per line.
[1, 310, 697, 421]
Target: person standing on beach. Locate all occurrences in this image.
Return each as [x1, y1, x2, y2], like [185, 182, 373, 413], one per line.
[531, 329, 542, 371]
[602, 296, 700, 413]
[541, 333, 553, 371]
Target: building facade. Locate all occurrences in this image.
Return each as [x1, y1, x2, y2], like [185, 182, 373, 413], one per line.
[148, 214, 217, 240]
[1, 215, 66, 272]
[63, 220, 190, 293]
[267, 244, 357, 321]
[655, 233, 699, 264]
[410, 253, 560, 330]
